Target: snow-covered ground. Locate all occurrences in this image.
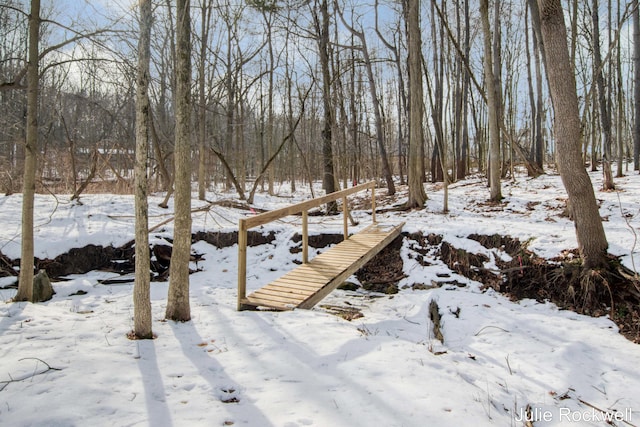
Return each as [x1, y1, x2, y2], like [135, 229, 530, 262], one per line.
[1, 169, 639, 426]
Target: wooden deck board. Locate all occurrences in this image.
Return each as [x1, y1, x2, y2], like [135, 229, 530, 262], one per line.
[240, 222, 403, 311]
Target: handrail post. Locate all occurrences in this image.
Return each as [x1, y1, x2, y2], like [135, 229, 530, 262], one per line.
[342, 196, 349, 240]
[302, 210, 309, 264]
[237, 219, 248, 310]
[371, 185, 376, 224]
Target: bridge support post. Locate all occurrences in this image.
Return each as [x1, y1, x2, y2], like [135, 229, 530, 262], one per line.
[302, 210, 308, 264]
[237, 219, 248, 310]
[342, 196, 348, 240]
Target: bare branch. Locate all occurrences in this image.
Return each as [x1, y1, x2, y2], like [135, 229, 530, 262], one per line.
[0, 358, 62, 392]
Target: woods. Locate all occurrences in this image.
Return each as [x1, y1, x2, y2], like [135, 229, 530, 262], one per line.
[1, 0, 635, 198]
[1, 0, 639, 314]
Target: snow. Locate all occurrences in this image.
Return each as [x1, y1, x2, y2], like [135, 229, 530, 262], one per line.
[1, 169, 639, 426]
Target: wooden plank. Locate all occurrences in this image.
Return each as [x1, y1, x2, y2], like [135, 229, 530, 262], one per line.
[272, 276, 328, 287]
[258, 284, 313, 296]
[313, 253, 365, 263]
[317, 245, 370, 255]
[265, 283, 318, 294]
[240, 297, 292, 311]
[253, 289, 307, 302]
[290, 265, 341, 276]
[249, 290, 304, 304]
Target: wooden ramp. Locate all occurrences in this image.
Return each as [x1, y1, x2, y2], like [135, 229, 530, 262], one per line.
[239, 222, 404, 311]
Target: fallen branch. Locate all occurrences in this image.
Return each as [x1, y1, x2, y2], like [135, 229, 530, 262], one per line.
[576, 397, 638, 427]
[474, 325, 510, 336]
[0, 358, 62, 392]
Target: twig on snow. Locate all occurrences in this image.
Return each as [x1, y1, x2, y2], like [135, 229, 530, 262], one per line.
[474, 325, 510, 336]
[0, 358, 62, 392]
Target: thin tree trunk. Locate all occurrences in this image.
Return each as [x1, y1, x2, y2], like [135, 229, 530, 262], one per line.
[592, 0, 615, 190]
[533, 14, 545, 170]
[15, 0, 40, 303]
[375, 1, 407, 185]
[264, 10, 275, 195]
[166, 0, 192, 322]
[480, 0, 502, 202]
[633, 0, 640, 171]
[537, 0, 608, 269]
[197, 0, 211, 201]
[133, 0, 153, 339]
[337, 8, 395, 195]
[616, 0, 623, 178]
[150, 113, 174, 208]
[526, 0, 545, 171]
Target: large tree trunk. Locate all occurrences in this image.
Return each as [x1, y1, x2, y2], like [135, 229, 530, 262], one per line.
[480, 0, 502, 202]
[405, 0, 426, 208]
[316, 0, 337, 211]
[166, 0, 192, 322]
[15, 0, 40, 303]
[537, 0, 608, 269]
[133, 0, 153, 339]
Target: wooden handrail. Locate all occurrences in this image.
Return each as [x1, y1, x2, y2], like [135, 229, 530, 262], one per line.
[237, 181, 377, 310]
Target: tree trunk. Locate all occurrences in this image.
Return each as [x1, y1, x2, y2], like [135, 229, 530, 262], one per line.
[592, 0, 615, 190]
[374, 2, 407, 186]
[166, 0, 192, 322]
[133, 0, 153, 339]
[316, 0, 337, 211]
[405, 0, 427, 208]
[615, 0, 623, 178]
[361, 36, 395, 195]
[15, 0, 40, 303]
[197, 0, 211, 201]
[633, 0, 640, 171]
[480, 0, 502, 202]
[336, 8, 396, 196]
[455, 0, 471, 181]
[526, 0, 545, 172]
[537, 0, 608, 269]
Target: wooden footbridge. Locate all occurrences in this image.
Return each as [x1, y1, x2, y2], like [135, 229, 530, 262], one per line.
[237, 182, 404, 311]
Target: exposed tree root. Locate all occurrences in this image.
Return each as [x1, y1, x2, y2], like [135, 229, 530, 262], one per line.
[415, 232, 640, 343]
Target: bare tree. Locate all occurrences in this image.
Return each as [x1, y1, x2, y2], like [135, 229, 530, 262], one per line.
[633, 0, 640, 171]
[592, 0, 615, 190]
[526, 0, 545, 172]
[132, 0, 153, 339]
[375, 1, 407, 185]
[405, 0, 427, 208]
[480, 0, 502, 202]
[313, 0, 337, 210]
[166, 0, 192, 322]
[197, 0, 213, 201]
[336, 3, 395, 195]
[537, 0, 608, 269]
[14, 0, 40, 302]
